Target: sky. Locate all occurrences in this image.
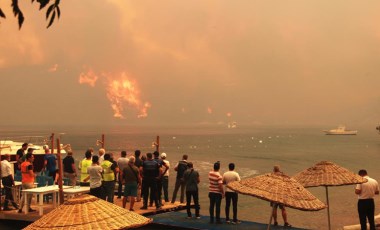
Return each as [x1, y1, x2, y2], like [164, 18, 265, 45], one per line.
[1, 1, 380, 129]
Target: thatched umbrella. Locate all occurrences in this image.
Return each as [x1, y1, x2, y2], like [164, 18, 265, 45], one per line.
[23, 194, 152, 230]
[293, 161, 367, 230]
[227, 172, 326, 230]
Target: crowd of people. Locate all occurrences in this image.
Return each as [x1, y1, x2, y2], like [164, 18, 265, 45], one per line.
[1, 143, 379, 229]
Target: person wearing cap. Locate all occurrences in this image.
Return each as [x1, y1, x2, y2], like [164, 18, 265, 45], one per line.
[63, 151, 77, 186]
[223, 163, 241, 224]
[208, 161, 224, 224]
[160, 152, 170, 203]
[1, 154, 19, 211]
[355, 169, 379, 230]
[16, 143, 28, 170]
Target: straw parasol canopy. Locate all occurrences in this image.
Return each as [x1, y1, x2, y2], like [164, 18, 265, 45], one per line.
[23, 194, 152, 230]
[293, 161, 367, 187]
[292, 161, 367, 230]
[227, 172, 326, 230]
[227, 172, 326, 211]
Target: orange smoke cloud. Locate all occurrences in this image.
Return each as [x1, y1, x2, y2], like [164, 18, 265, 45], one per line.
[79, 68, 98, 87]
[106, 72, 151, 119]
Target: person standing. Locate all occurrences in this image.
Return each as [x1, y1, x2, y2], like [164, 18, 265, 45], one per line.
[18, 153, 36, 213]
[122, 156, 141, 211]
[161, 152, 170, 203]
[223, 163, 241, 224]
[183, 162, 200, 219]
[134, 150, 143, 168]
[117, 151, 129, 199]
[1, 154, 19, 211]
[171, 154, 188, 204]
[63, 151, 77, 186]
[83, 155, 104, 199]
[140, 152, 161, 210]
[271, 165, 291, 227]
[134, 150, 143, 202]
[79, 150, 92, 186]
[101, 153, 118, 203]
[16, 143, 28, 170]
[152, 151, 168, 207]
[43, 148, 57, 180]
[208, 161, 224, 224]
[98, 148, 105, 164]
[355, 169, 379, 230]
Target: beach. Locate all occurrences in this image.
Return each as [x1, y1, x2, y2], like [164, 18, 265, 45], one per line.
[1, 124, 380, 229]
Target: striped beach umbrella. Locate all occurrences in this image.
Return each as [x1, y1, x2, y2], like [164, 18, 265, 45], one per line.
[293, 161, 367, 230]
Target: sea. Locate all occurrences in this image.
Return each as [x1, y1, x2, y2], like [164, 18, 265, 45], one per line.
[2, 124, 380, 230]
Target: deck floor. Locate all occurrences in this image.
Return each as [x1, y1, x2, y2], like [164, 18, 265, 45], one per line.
[0, 195, 189, 222]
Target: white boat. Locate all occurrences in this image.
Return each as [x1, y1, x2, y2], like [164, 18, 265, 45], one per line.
[228, 121, 237, 129]
[0, 137, 70, 172]
[323, 126, 358, 135]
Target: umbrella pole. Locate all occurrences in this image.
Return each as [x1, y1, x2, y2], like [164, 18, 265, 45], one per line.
[267, 204, 276, 230]
[325, 186, 331, 230]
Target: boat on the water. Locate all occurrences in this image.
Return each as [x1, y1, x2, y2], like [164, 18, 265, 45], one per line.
[0, 137, 69, 172]
[228, 121, 237, 129]
[323, 126, 358, 135]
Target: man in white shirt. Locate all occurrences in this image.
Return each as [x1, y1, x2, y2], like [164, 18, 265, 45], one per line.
[355, 169, 379, 230]
[222, 163, 241, 224]
[161, 152, 170, 203]
[84, 155, 105, 200]
[1, 154, 19, 210]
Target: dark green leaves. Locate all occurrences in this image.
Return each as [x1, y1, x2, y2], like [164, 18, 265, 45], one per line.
[0, 9, 6, 19]
[0, 0, 60, 29]
[45, 0, 60, 28]
[11, 0, 24, 29]
[37, 0, 50, 10]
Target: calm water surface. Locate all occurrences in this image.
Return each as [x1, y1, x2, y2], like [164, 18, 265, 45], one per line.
[2, 125, 380, 229]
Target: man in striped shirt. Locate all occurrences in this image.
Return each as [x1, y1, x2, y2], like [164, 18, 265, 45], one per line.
[208, 161, 224, 224]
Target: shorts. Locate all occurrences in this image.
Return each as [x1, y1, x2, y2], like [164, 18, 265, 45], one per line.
[270, 202, 285, 210]
[124, 182, 138, 197]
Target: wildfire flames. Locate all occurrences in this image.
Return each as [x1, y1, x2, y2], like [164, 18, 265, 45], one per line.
[78, 68, 98, 87]
[106, 72, 151, 119]
[79, 68, 150, 119]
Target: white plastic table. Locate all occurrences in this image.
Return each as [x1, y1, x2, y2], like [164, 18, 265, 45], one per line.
[22, 185, 71, 215]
